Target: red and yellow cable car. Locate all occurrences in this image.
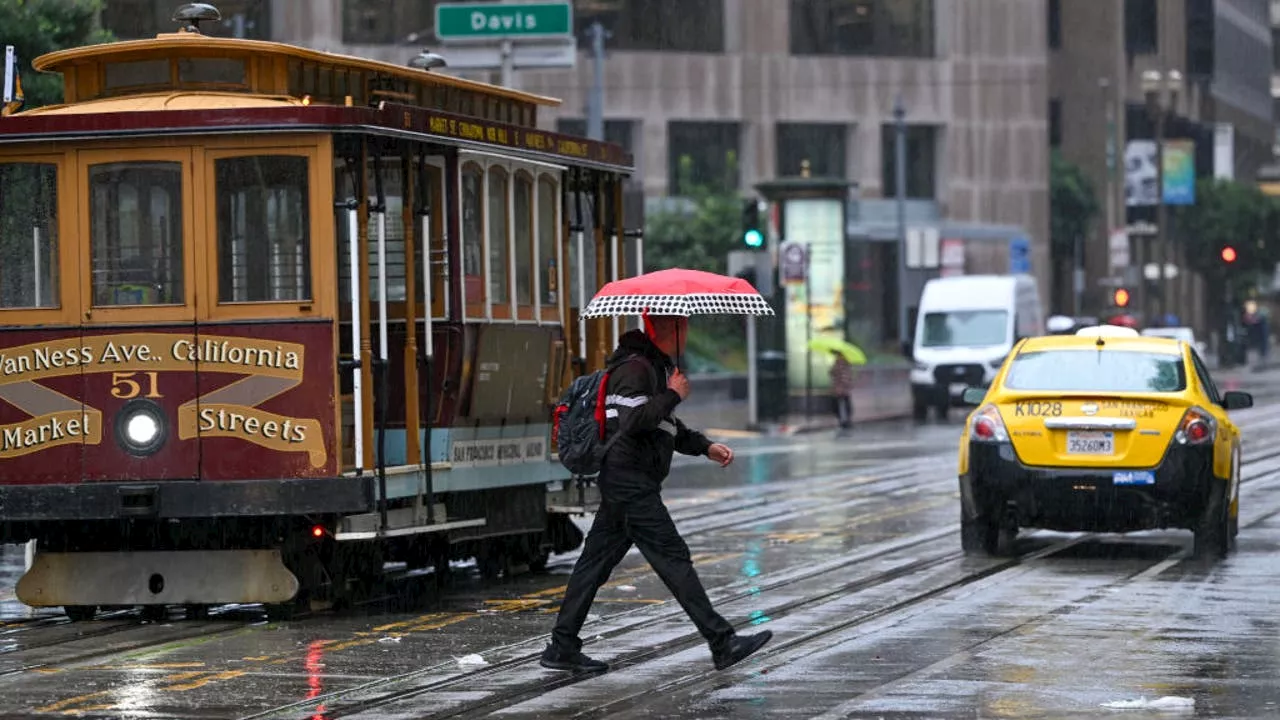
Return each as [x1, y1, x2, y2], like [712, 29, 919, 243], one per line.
[0, 3, 639, 620]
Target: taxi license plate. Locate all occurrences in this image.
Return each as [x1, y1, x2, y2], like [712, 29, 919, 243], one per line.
[1067, 431, 1114, 455]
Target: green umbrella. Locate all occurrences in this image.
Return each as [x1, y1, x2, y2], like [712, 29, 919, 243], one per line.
[807, 336, 868, 365]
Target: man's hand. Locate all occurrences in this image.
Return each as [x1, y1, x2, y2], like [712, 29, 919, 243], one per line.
[707, 443, 733, 467]
[667, 368, 690, 400]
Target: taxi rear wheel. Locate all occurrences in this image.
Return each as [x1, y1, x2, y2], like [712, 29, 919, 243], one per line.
[1193, 481, 1231, 560]
[961, 511, 1017, 557]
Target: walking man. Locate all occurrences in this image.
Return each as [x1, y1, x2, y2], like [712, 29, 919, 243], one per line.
[541, 314, 773, 673]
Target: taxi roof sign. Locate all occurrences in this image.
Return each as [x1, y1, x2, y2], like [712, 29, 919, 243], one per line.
[1075, 325, 1141, 338]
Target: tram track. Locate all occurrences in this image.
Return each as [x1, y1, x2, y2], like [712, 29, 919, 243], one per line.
[0, 452, 960, 679]
[7, 405, 1280, 716]
[244, 443, 1280, 720]
[581, 465, 1280, 720]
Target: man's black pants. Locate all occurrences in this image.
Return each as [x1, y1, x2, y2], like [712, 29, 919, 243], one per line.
[551, 489, 735, 653]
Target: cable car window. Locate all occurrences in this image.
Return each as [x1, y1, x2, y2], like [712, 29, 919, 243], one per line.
[514, 173, 533, 306]
[104, 60, 170, 91]
[537, 176, 558, 309]
[461, 164, 484, 306]
[0, 163, 59, 310]
[488, 167, 510, 306]
[215, 156, 312, 303]
[179, 58, 247, 86]
[90, 162, 184, 307]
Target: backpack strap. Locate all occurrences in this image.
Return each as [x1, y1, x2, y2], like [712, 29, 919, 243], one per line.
[597, 353, 661, 455]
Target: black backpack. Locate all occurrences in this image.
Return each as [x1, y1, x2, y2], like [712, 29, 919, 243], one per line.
[552, 354, 657, 476]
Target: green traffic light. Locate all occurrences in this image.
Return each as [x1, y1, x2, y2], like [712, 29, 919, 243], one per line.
[744, 229, 764, 247]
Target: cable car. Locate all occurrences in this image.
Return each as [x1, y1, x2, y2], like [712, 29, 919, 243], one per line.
[0, 3, 639, 620]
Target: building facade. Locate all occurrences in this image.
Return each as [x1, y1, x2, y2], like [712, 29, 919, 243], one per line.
[1050, 0, 1273, 331]
[102, 0, 1049, 349]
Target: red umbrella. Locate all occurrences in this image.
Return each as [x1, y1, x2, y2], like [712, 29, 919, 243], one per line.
[582, 268, 774, 318]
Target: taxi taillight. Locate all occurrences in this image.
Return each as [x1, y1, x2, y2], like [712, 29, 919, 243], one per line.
[1176, 407, 1216, 446]
[970, 404, 1009, 443]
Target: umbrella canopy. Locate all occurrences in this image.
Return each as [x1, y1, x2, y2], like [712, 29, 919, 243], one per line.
[582, 268, 774, 318]
[807, 336, 868, 365]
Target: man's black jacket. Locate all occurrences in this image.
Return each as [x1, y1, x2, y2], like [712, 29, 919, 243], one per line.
[600, 330, 712, 497]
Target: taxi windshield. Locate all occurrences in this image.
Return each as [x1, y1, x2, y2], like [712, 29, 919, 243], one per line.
[920, 310, 1008, 347]
[1003, 349, 1186, 392]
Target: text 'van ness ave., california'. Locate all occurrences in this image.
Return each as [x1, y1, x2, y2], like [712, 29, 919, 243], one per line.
[0, 334, 304, 383]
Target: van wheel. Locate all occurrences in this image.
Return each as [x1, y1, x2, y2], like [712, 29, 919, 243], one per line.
[912, 397, 929, 422]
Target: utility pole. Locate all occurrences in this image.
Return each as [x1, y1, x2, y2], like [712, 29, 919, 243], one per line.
[1101, 77, 1118, 308]
[894, 95, 910, 351]
[499, 40, 514, 89]
[585, 21, 608, 141]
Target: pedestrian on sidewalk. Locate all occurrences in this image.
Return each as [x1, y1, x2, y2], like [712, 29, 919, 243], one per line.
[540, 314, 773, 674]
[829, 351, 854, 431]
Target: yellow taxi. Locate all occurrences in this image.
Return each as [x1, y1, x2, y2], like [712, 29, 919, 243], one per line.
[957, 325, 1252, 559]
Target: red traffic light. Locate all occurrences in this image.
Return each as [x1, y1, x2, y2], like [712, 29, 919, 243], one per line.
[1221, 246, 1237, 263]
[1113, 288, 1130, 307]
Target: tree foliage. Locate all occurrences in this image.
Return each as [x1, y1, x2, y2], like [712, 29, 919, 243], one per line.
[643, 152, 742, 275]
[1173, 179, 1280, 293]
[0, 0, 112, 108]
[643, 152, 746, 371]
[1049, 149, 1100, 260]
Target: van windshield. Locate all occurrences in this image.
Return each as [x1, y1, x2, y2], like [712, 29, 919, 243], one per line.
[920, 310, 1009, 348]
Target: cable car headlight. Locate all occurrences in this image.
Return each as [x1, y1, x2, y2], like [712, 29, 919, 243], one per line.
[115, 400, 168, 456]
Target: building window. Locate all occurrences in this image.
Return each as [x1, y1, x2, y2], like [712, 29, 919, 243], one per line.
[89, 162, 185, 306]
[1049, 99, 1062, 148]
[668, 122, 740, 195]
[776, 123, 847, 178]
[1048, 0, 1061, 49]
[879, 124, 936, 199]
[0, 163, 58, 310]
[215, 156, 311, 303]
[1125, 0, 1158, 55]
[556, 118, 634, 150]
[790, 0, 934, 58]
[102, 0, 270, 39]
[573, 0, 724, 53]
[343, 0, 435, 45]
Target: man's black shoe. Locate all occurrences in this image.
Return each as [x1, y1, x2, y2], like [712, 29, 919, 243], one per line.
[712, 630, 773, 670]
[539, 644, 608, 672]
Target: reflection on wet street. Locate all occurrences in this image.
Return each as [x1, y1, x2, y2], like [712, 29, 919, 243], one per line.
[8, 407, 1280, 718]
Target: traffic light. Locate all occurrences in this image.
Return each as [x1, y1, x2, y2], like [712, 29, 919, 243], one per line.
[1221, 245, 1237, 263]
[1113, 288, 1130, 308]
[741, 198, 764, 248]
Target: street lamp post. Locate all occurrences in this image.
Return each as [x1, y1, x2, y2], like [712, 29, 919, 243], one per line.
[1141, 68, 1184, 326]
[894, 95, 909, 352]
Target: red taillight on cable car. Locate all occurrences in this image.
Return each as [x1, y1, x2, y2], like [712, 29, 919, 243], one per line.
[311, 525, 325, 538]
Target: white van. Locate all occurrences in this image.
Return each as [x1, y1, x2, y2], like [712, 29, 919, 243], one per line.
[908, 274, 1044, 421]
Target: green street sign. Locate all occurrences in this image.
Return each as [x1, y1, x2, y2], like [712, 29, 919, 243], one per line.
[435, 2, 573, 42]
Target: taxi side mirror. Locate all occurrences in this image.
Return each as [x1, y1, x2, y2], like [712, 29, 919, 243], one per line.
[961, 387, 986, 406]
[1222, 391, 1253, 411]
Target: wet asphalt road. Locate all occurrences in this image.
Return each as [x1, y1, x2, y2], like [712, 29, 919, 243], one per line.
[5, 387, 1280, 717]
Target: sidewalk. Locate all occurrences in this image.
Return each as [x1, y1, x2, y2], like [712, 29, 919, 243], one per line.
[679, 359, 1280, 438]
